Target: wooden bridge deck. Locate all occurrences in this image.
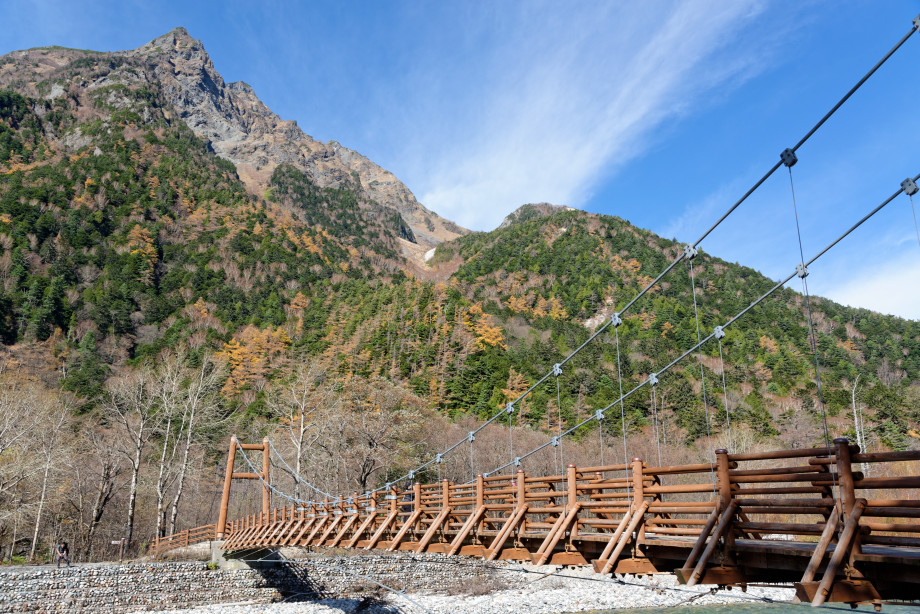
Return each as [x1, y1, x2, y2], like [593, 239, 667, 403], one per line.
[153, 438, 920, 609]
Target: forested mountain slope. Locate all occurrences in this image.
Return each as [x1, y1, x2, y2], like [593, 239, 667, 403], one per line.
[0, 27, 918, 564]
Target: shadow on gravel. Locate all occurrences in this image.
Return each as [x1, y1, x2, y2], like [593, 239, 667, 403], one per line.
[255, 560, 406, 613]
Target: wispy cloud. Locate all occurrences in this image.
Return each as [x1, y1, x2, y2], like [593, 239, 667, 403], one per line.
[389, 1, 769, 230]
[816, 251, 920, 320]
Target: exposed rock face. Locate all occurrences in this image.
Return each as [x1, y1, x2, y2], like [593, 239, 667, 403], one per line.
[0, 27, 466, 249]
[498, 202, 574, 229]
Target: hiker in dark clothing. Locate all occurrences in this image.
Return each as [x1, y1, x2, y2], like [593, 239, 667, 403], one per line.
[56, 541, 70, 568]
[400, 481, 415, 514]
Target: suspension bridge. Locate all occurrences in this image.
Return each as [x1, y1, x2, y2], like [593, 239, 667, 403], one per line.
[152, 15, 920, 611]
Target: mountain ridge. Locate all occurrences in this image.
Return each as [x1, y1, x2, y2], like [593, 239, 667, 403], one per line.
[0, 28, 917, 455]
[0, 27, 467, 252]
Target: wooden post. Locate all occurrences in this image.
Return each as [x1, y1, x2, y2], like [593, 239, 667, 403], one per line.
[517, 469, 527, 536]
[715, 449, 732, 512]
[262, 437, 270, 516]
[834, 437, 863, 560]
[631, 458, 645, 545]
[414, 481, 422, 531]
[631, 458, 644, 511]
[567, 464, 578, 540]
[216, 435, 237, 538]
[475, 474, 484, 538]
[834, 438, 856, 518]
[715, 449, 737, 554]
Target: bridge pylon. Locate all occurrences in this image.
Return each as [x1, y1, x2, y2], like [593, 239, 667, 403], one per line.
[216, 435, 271, 539]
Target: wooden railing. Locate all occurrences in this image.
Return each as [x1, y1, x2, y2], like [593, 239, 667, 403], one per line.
[165, 438, 920, 607]
[151, 523, 224, 556]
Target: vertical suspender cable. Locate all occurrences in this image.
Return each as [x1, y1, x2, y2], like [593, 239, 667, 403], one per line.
[555, 371, 564, 474]
[688, 256, 716, 482]
[599, 415, 605, 467]
[785, 164, 839, 511]
[509, 404, 515, 477]
[469, 435, 475, 484]
[650, 384, 662, 467]
[910, 193, 920, 249]
[717, 336, 733, 453]
[613, 322, 631, 504]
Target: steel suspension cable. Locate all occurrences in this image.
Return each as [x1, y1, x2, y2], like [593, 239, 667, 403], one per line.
[271, 23, 917, 504]
[694, 16, 919, 248]
[266, 439, 336, 501]
[479, 169, 919, 480]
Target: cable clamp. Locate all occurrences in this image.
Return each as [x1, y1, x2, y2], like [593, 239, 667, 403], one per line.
[714, 325, 725, 340]
[483, 472, 489, 478]
[648, 372, 658, 387]
[902, 177, 919, 196]
[683, 244, 698, 260]
[781, 148, 798, 168]
[610, 312, 622, 327]
[514, 457, 522, 467]
[435, 453, 443, 464]
[506, 402, 515, 414]
[552, 363, 563, 377]
[385, 482, 392, 491]
[347, 508, 358, 514]
[796, 263, 809, 278]
[594, 409, 604, 422]
[334, 510, 343, 515]
[468, 431, 476, 443]
[366, 507, 377, 513]
[408, 471, 415, 481]
[385, 494, 398, 500]
[552, 436, 560, 447]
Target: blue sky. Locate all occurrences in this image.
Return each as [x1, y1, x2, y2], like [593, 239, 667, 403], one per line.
[4, 1, 920, 319]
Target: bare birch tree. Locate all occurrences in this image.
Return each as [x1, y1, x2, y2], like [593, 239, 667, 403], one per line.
[101, 370, 160, 549]
[265, 360, 334, 500]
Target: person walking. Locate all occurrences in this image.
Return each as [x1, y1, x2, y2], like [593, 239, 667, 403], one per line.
[55, 541, 70, 568]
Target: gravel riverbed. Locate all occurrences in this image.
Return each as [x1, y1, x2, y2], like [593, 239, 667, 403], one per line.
[148, 564, 796, 614]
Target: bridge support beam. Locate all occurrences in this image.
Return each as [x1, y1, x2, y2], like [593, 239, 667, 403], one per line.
[216, 435, 271, 540]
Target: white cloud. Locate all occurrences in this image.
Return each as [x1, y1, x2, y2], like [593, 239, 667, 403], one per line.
[396, 2, 769, 230]
[816, 252, 920, 321]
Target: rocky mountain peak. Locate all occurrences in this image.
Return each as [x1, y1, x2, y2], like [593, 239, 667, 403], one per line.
[498, 203, 573, 229]
[125, 29, 466, 251]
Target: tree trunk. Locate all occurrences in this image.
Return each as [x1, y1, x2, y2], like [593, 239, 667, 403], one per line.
[154, 415, 173, 539]
[167, 423, 194, 536]
[125, 440, 142, 549]
[86, 463, 116, 561]
[28, 460, 52, 561]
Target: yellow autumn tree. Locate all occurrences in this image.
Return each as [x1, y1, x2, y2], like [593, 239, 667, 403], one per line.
[127, 224, 157, 285]
[463, 303, 507, 350]
[217, 325, 292, 396]
[507, 295, 529, 313]
[759, 335, 779, 354]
